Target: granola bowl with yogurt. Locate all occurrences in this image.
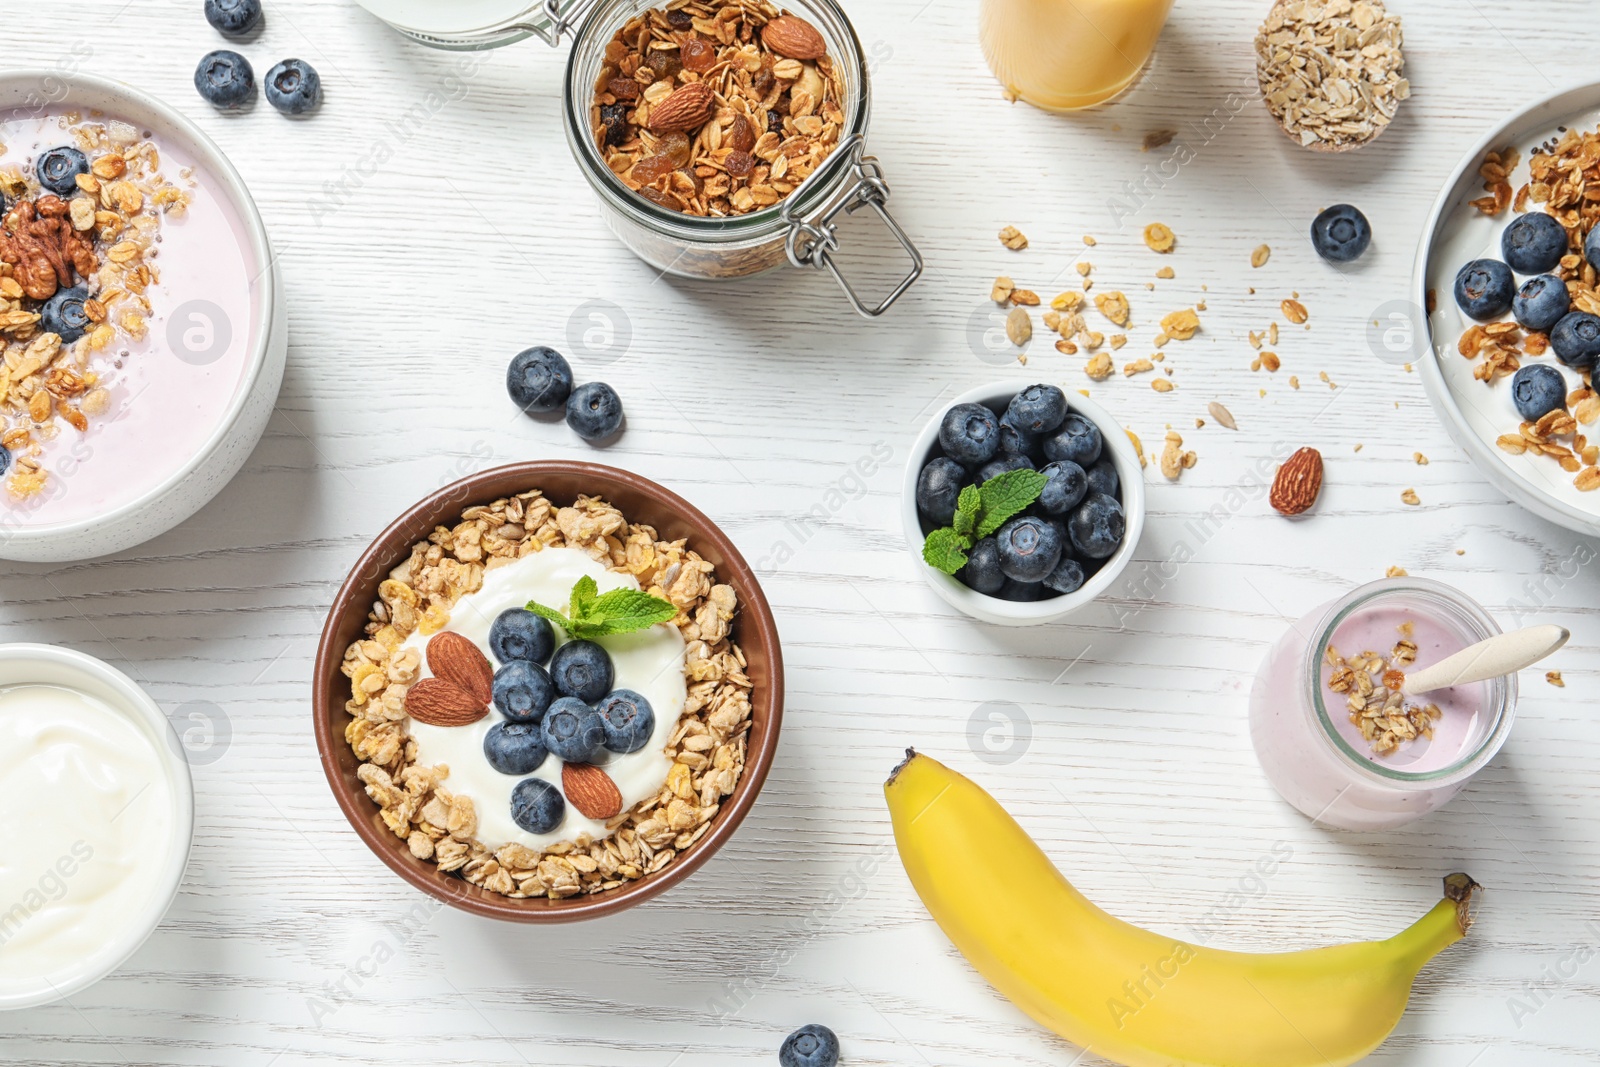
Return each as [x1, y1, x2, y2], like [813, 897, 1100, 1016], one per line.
[313, 462, 783, 922]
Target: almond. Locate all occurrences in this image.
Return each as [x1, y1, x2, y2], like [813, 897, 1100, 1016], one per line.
[761, 15, 827, 60]
[427, 632, 494, 706]
[562, 762, 624, 821]
[1271, 447, 1324, 515]
[404, 678, 487, 728]
[646, 82, 716, 133]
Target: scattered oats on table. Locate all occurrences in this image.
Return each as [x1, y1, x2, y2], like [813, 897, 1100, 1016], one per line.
[1546, 670, 1565, 688]
[1386, 565, 1408, 577]
[1251, 244, 1271, 268]
[999, 225, 1029, 250]
[1400, 488, 1420, 506]
[1143, 222, 1176, 253]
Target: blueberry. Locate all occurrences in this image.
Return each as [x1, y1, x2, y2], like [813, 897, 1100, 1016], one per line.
[264, 59, 321, 115]
[39, 286, 91, 344]
[0, 446, 9, 476]
[938, 403, 1000, 465]
[1502, 212, 1568, 275]
[976, 453, 1034, 483]
[549, 640, 613, 703]
[1043, 557, 1087, 595]
[779, 1025, 840, 1067]
[194, 50, 256, 109]
[205, 0, 263, 35]
[1513, 274, 1569, 333]
[489, 608, 555, 665]
[1550, 311, 1600, 370]
[1042, 413, 1103, 467]
[1586, 226, 1600, 272]
[492, 661, 556, 724]
[1086, 460, 1119, 498]
[995, 515, 1062, 583]
[1069, 492, 1125, 560]
[998, 578, 1048, 602]
[1006, 384, 1068, 434]
[483, 722, 548, 776]
[506, 345, 573, 414]
[960, 536, 1004, 595]
[566, 382, 624, 441]
[1510, 364, 1568, 422]
[540, 697, 606, 764]
[34, 147, 87, 197]
[1453, 259, 1515, 321]
[915, 458, 967, 526]
[510, 777, 564, 835]
[1309, 204, 1371, 263]
[1036, 460, 1087, 515]
[596, 689, 656, 754]
[997, 411, 1037, 456]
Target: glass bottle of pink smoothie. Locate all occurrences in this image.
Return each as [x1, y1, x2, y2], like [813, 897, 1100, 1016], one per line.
[1250, 577, 1517, 832]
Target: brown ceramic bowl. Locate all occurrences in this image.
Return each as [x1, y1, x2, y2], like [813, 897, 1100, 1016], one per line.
[312, 462, 784, 922]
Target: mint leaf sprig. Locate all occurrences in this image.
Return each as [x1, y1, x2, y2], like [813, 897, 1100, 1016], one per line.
[526, 576, 678, 641]
[921, 468, 1048, 576]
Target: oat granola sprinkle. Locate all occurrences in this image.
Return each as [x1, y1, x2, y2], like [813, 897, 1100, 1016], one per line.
[1255, 0, 1409, 152]
[1325, 636, 1441, 757]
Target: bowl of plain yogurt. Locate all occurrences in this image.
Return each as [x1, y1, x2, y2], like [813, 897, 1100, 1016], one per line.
[0, 643, 194, 1009]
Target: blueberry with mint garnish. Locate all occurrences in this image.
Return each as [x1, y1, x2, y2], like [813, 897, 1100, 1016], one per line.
[939, 402, 1000, 465]
[1551, 311, 1600, 370]
[997, 411, 1037, 456]
[1035, 460, 1087, 516]
[915, 457, 966, 526]
[492, 661, 556, 724]
[194, 49, 256, 109]
[1042, 413, 1103, 468]
[779, 1024, 840, 1067]
[39, 286, 91, 344]
[205, 0, 263, 35]
[566, 381, 624, 441]
[1043, 556, 1087, 595]
[1453, 258, 1515, 321]
[541, 697, 606, 764]
[483, 722, 548, 776]
[1069, 492, 1125, 560]
[263, 59, 321, 115]
[549, 639, 614, 703]
[1511, 364, 1568, 422]
[1512, 274, 1569, 333]
[510, 777, 565, 835]
[1502, 212, 1568, 275]
[1309, 204, 1371, 263]
[596, 689, 655, 754]
[1086, 460, 1119, 498]
[1006, 383, 1068, 434]
[976, 453, 1034, 483]
[489, 607, 555, 665]
[960, 536, 1004, 594]
[507, 345, 573, 415]
[995, 514, 1062, 583]
[35, 146, 88, 197]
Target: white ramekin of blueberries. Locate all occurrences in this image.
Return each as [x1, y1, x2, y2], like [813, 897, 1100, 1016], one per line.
[903, 382, 1145, 626]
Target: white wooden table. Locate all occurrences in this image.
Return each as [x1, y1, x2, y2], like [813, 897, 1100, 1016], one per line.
[4, 1, 1599, 1064]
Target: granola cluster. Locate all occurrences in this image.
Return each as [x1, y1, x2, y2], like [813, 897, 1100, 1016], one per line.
[0, 116, 191, 500]
[340, 490, 753, 900]
[592, 0, 844, 218]
[1255, 0, 1409, 152]
[1325, 627, 1441, 758]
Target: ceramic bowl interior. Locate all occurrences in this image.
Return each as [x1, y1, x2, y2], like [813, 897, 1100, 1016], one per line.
[900, 382, 1146, 626]
[312, 462, 784, 922]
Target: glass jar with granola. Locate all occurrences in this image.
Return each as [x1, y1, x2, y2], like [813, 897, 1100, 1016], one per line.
[351, 0, 922, 317]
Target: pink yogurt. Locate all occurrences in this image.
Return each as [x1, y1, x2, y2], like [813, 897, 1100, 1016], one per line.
[0, 107, 259, 531]
[1249, 578, 1516, 831]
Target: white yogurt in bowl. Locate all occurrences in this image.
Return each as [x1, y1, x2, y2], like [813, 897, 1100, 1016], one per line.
[0, 644, 193, 1010]
[402, 546, 687, 851]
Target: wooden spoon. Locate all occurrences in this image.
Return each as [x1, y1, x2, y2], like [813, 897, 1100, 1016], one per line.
[1401, 625, 1570, 697]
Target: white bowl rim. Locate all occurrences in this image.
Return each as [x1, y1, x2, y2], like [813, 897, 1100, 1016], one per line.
[901, 381, 1147, 624]
[0, 69, 277, 543]
[1413, 77, 1600, 536]
[0, 642, 194, 1010]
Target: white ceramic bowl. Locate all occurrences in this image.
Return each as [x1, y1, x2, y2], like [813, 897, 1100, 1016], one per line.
[0, 70, 286, 562]
[902, 382, 1146, 626]
[1415, 79, 1600, 536]
[0, 643, 194, 1010]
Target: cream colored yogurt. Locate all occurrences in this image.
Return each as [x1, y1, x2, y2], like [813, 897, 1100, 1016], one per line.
[403, 547, 687, 851]
[0, 684, 176, 999]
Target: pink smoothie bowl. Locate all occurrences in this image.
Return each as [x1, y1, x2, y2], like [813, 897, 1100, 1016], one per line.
[0, 70, 286, 562]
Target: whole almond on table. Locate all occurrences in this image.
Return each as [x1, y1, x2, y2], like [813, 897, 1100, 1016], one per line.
[427, 631, 494, 706]
[646, 82, 716, 133]
[403, 678, 488, 728]
[762, 14, 827, 59]
[563, 762, 624, 820]
[1271, 447, 1324, 515]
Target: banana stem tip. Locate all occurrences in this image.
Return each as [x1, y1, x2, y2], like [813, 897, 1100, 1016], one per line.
[1444, 873, 1482, 934]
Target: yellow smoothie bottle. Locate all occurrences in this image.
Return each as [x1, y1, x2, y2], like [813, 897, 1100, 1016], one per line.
[980, 0, 1176, 111]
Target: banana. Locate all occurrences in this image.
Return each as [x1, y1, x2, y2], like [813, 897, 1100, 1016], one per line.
[885, 750, 1479, 1067]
